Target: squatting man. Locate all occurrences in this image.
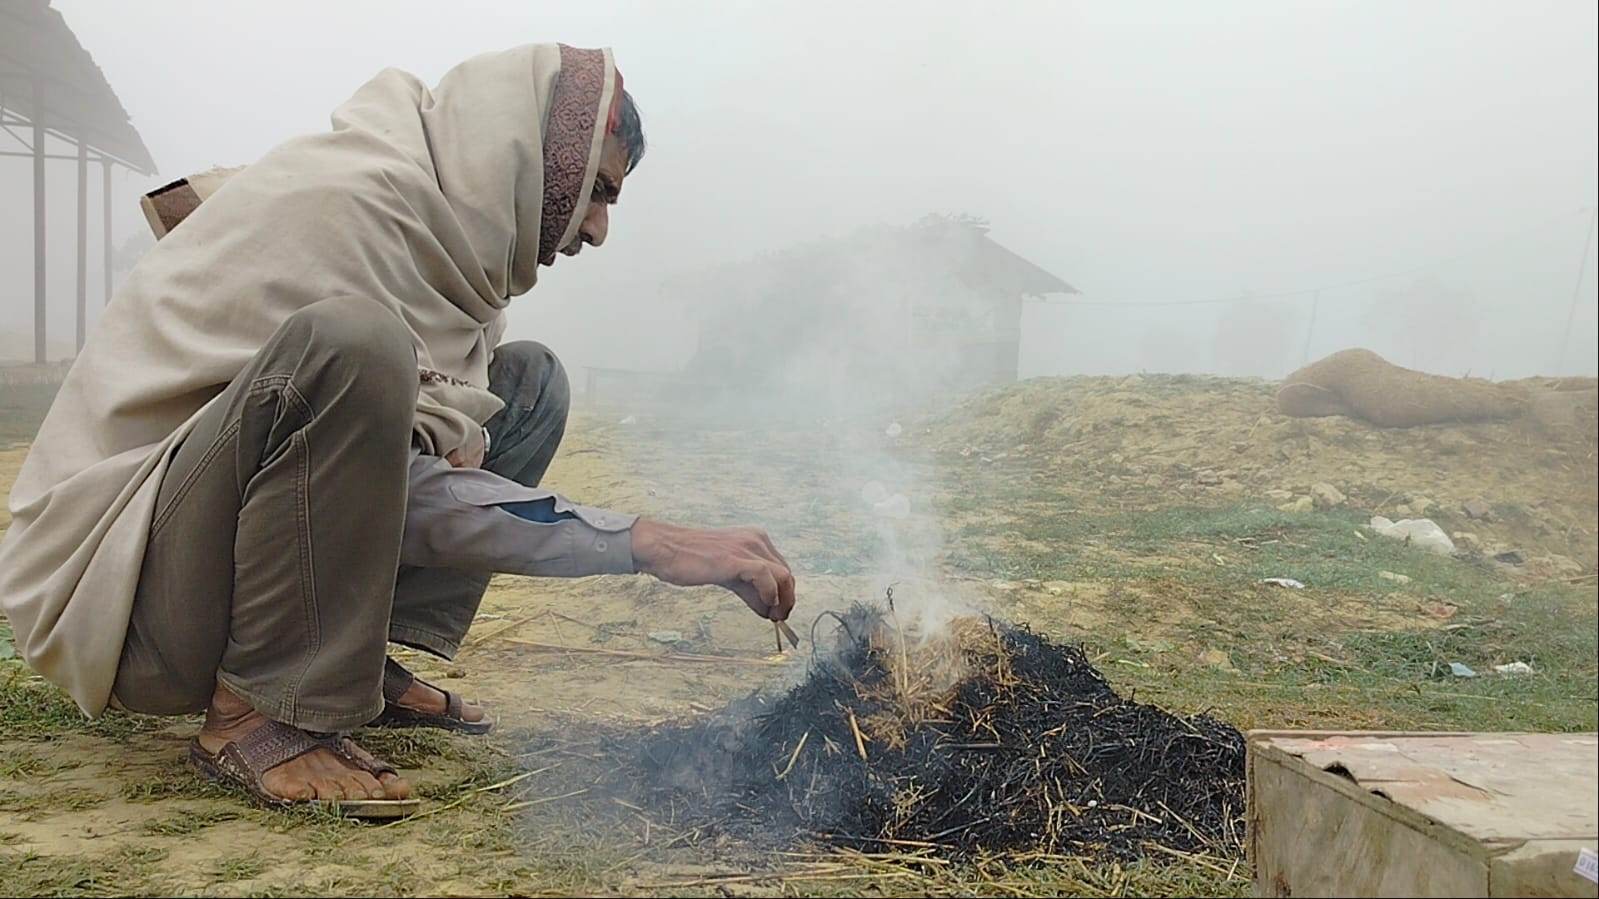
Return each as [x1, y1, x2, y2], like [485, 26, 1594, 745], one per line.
[0, 44, 796, 815]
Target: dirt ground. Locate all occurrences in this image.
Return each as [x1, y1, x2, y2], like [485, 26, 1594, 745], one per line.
[1, 374, 1595, 896]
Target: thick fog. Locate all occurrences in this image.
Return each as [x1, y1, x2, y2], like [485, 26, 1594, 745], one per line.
[3, 0, 1595, 380]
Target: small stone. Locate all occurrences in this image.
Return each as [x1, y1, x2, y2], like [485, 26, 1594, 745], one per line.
[1378, 570, 1412, 585]
[647, 630, 685, 644]
[1265, 488, 1294, 502]
[1453, 532, 1483, 553]
[991, 580, 1019, 593]
[1310, 482, 1346, 509]
[1394, 503, 1415, 517]
[1199, 649, 1239, 672]
[1278, 496, 1314, 514]
[444, 666, 467, 679]
[1494, 549, 1526, 566]
[1409, 495, 1435, 516]
[1043, 581, 1071, 597]
[1196, 470, 1223, 486]
[1463, 498, 1493, 520]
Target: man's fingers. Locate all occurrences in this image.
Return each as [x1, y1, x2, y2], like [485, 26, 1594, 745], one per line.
[738, 565, 781, 617]
[729, 581, 767, 618]
[774, 567, 796, 621]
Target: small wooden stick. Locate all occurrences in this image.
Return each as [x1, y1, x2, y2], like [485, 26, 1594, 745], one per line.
[776, 730, 810, 780]
[848, 709, 869, 761]
[778, 620, 800, 649]
[774, 620, 783, 653]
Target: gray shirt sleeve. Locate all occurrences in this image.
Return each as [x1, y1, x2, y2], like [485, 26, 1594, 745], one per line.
[402, 450, 638, 578]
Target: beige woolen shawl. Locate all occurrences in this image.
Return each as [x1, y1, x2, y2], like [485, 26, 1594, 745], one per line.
[0, 44, 618, 715]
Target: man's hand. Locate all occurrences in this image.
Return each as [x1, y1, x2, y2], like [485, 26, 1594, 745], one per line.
[446, 428, 488, 469]
[631, 519, 796, 622]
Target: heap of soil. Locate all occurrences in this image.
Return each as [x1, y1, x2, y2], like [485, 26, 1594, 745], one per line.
[1278, 348, 1528, 427]
[613, 604, 1245, 861]
[923, 372, 1598, 569]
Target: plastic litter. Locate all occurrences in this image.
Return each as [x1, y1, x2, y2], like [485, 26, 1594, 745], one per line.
[1493, 661, 1534, 676]
[885, 421, 904, 438]
[1261, 577, 1306, 589]
[1448, 662, 1477, 678]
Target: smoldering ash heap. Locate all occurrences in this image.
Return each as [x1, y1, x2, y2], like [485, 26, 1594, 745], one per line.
[607, 598, 1246, 861]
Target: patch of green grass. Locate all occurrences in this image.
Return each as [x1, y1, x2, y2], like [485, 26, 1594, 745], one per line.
[0, 786, 108, 818]
[142, 806, 241, 836]
[0, 851, 103, 898]
[0, 843, 174, 897]
[947, 493, 1597, 738]
[0, 665, 168, 742]
[209, 851, 269, 883]
[0, 748, 82, 780]
[119, 767, 225, 803]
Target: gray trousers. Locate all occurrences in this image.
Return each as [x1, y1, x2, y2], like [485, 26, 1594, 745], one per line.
[112, 296, 569, 731]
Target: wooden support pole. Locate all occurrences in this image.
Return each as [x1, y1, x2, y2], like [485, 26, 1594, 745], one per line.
[103, 159, 113, 306]
[33, 87, 47, 364]
[77, 139, 88, 353]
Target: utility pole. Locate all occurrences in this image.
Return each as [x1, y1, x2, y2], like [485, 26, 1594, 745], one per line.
[1300, 290, 1321, 367]
[1556, 206, 1597, 376]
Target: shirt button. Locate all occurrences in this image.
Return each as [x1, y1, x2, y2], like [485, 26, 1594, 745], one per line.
[596, 516, 607, 527]
[595, 540, 608, 552]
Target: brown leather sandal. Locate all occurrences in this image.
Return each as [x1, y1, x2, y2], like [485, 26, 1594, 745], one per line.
[188, 718, 420, 819]
[367, 657, 493, 735]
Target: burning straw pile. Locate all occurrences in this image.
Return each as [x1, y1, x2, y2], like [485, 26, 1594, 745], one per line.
[614, 600, 1246, 861]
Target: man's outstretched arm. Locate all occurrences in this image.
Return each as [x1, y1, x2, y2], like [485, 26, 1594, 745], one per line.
[401, 451, 794, 621]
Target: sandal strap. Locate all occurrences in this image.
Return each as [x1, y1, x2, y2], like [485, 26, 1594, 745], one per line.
[217, 719, 325, 787]
[326, 735, 399, 780]
[381, 657, 416, 704]
[444, 690, 463, 721]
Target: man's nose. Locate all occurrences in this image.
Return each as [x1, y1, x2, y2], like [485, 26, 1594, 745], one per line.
[581, 205, 609, 247]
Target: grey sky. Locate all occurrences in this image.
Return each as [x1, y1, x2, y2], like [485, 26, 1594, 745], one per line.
[5, 0, 1596, 377]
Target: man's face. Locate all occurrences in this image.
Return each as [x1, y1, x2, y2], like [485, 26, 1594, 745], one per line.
[558, 132, 627, 261]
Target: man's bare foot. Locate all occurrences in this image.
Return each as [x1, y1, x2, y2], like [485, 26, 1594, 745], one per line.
[393, 676, 487, 724]
[197, 683, 410, 802]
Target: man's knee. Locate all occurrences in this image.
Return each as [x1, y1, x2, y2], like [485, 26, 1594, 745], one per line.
[278, 297, 416, 422]
[491, 340, 570, 415]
